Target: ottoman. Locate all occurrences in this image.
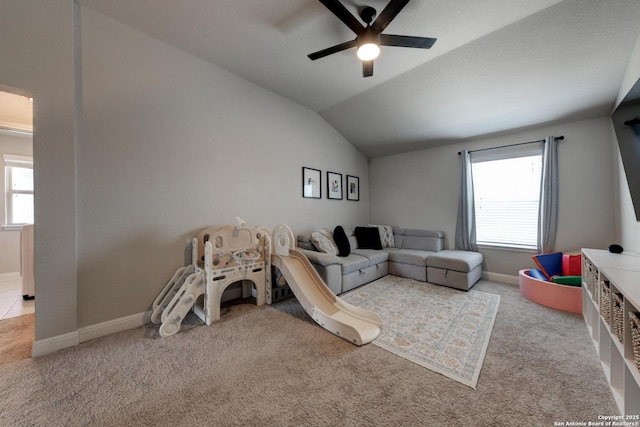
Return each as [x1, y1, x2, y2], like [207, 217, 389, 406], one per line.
[426, 250, 483, 291]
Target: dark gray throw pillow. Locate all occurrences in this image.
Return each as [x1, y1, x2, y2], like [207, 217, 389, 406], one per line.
[354, 226, 383, 250]
[333, 226, 351, 257]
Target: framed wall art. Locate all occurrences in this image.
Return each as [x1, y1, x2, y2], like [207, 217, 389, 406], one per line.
[302, 167, 321, 199]
[346, 175, 359, 201]
[327, 171, 343, 200]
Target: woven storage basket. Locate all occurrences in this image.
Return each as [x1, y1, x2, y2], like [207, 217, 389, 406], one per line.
[629, 311, 640, 372]
[593, 270, 600, 307]
[586, 263, 594, 294]
[612, 293, 624, 344]
[600, 280, 611, 324]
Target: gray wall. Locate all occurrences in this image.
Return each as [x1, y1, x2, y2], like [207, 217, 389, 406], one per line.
[0, 2, 369, 340]
[0, 131, 32, 275]
[370, 116, 616, 277]
[0, 0, 78, 340]
[77, 8, 369, 326]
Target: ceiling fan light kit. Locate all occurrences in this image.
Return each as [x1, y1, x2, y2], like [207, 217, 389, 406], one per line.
[356, 43, 380, 61]
[309, 0, 437, 77]
[357, 30, 381, 60]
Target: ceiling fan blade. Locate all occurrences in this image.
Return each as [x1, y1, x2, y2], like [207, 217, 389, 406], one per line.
[319, 0, 365, 35]
[380, 34, 437, 49]
[308, 39, 357, 60]
[372, 0, 411, 32]
[363, 60, 373, 77]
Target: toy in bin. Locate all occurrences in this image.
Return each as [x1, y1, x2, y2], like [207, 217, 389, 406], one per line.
[528, 251, 581, 286]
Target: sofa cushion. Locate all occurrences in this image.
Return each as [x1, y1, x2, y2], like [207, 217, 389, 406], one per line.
[385, 248, 433, 267]
[354, 226, 383, 250]
[310, 229, 338, 256]
[368, 224, 395, 248]
[340, 254, 370, 275]
[395, 228, 444, 252]
[296, 248, 342, 267]
[296, 232, 315, 251]
[351, 248, 389, 266]
[426, 250, 483, 273]
[333, 225, 351, 257]
[347, 233, 358, 251]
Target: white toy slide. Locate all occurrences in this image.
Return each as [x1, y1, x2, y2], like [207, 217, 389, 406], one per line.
[271, 225, 381, 346]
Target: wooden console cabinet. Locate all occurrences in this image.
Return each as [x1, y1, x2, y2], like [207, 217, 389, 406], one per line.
[581, 249, 640, 416]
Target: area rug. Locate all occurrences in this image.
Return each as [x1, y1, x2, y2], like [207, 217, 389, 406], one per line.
[0, 313, 34, 366]
[341, 276, 500, 389]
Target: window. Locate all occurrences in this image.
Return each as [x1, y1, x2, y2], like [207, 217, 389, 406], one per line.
[471, 146, 542, 250]
[4, 154, 34, 227]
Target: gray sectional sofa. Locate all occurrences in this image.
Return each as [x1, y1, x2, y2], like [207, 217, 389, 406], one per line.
[296, 227, 483, 294]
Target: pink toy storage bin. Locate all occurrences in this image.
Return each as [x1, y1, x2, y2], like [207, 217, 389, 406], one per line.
[518, 269, 582, 314]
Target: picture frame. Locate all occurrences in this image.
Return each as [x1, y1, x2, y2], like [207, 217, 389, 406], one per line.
[302, 167, 321, 199]
[346, 175, 359, 201]
[327, 171, 343, 200]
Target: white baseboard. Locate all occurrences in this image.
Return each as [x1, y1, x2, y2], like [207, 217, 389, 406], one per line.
[29, 284, 245, 357]
[482, 271, 519, 285]
[32, 331, 80, 358]
[0, 271, 20, 281]
[78, 311, 152, 343]
[31, 311, 152, 357]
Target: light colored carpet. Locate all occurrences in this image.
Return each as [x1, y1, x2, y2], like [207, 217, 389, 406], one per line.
[0, 313, 34, 365]
[341, 276, 499, 388]
[0, 279, 618, 426]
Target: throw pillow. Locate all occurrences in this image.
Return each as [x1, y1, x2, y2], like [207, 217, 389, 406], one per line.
[354, 226, 383, 250]
[368, 224, 395, 248]
[333, 225, 351, 257]
[310, 229, 339, 256]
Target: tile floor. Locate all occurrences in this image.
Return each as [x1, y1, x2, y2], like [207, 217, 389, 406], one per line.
[0, 276, 35, 320]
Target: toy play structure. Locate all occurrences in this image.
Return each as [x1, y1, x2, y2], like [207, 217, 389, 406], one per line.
[151, 221, 381, 345]
[151, 219, 272, 337]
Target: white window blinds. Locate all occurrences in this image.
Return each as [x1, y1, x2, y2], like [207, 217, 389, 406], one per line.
[471, 147, 542, 250]
[4, 154, 34, 226]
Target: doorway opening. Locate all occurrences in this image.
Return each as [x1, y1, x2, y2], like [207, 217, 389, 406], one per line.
[0, 87, 35, 364]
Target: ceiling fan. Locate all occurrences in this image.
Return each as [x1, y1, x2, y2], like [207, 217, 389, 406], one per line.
[308, 0, 437, 77]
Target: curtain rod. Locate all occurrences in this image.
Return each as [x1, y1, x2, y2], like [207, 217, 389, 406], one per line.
[457, 136, 564, 156]
[624, 118, 639, 125]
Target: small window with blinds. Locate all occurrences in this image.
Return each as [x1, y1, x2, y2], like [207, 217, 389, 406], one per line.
[471, 146, 542, 250]
[4, 154, 34, 227]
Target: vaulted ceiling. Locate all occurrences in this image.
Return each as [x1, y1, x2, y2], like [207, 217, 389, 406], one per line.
[64, 0, 640, 157]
